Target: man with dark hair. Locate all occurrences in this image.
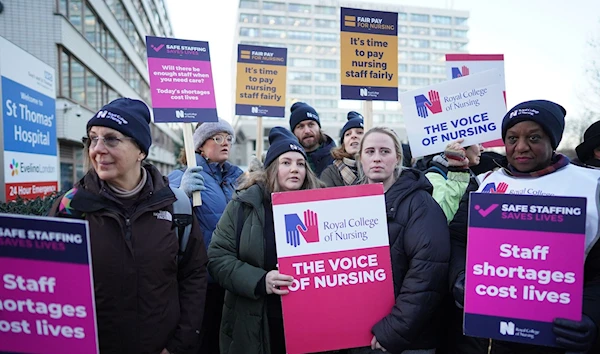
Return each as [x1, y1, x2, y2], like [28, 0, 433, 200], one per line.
[289, 102, 336, 176]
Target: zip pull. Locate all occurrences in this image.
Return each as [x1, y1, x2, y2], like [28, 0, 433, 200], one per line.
[125, 218, 132, 241]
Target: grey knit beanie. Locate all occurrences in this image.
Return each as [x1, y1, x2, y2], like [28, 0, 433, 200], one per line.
[193, 119, 235, 149]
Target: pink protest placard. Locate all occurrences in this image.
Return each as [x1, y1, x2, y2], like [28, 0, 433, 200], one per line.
[464, 193, 586, 347]
[445, 54, 506, 147]
[272, 184, 395, 354]
[146, 36, 218, 123]
[0, 213, 97, 353]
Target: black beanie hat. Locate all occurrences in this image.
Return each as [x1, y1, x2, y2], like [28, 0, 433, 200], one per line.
[340, 111, 364, 144]
[289, 102, 320, 132]
[87, 98, 152, 155]
[576, 120, 600, 162]
[501, 100, 566, 149]
[264, 127, 307, 168]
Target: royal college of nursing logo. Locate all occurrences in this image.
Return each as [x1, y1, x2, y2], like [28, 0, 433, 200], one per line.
[284, 210, 320, 247]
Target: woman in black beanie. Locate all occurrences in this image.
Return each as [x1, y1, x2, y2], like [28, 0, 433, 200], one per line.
[208, 127, 324, 354]
[448, 99, 600, 354]
[321, 111, 365, 187]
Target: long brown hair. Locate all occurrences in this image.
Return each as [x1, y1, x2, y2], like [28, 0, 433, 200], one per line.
[356, 127, 404, 184]
[238, 154, 324, 198]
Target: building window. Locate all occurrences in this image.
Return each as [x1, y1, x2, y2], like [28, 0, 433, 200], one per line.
[315, 5, 336, 15]
[263, 1, 285, 11]
[398, 12, 408, 21]
[313, 72, 338, 81]
[60, 145, 85, 192]
[398, 64, 408, 72]
[289, 71, 312, 81]
[431, 40, 452, 50]
[261, 28, 285, 38]
[315, 46, 337, 55]
[455, 17, 468, 25]
[410, 52, 430, 61]
[399, 77, 408, 85]
[314, 86, 337, 95]
[287, 17, 312, 26]
[288, 44, 312, 54]
[240, 27, 260, 37]
[314, 32, 338, 42]
[290, 85, 312, 94]
[240, 0, 259, 9]
[410, 13, 429, 22]
[288, 31, 312, 40]
[262, 15, 286, 25]
[240, 13, 260, 23]
[106, 0, 147, 60]
[410, 64, 429, 73]
[408, 39, 429, 48]
[398, 25, 408, 33]
[315, 59, 337, 69]
[454, 42, 468, 51]
[430, 65, 445, 74]
[410, 77, 430, 86]
[288, 3, 310, 13]
[314, 99, 337, 108]
[398, 51, 408, 60]
[290, 58, 313, 67]
[59, 47, 120, 111]
[315, 19, 337, 29]
[399, 38, 407, 47]
[410, 26, 429, 35]
[432, 15, 452, 25]
[432, 78, 446, 84]
[431, 52, 445, 62]
[454, 30, 468, 38]
[433, 28, 452, 37]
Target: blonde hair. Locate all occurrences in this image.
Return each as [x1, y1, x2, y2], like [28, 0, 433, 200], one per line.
[356, 126, 404, 184]
[238, 154, 324, 198]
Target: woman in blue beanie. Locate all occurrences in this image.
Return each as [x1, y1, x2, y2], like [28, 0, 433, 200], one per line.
[168, 118, 243, 354]
[448, 99, 600, 354]
[321, 111, 365, 187]
[49, 98, 208, 354]
[207, 127, 324, 354]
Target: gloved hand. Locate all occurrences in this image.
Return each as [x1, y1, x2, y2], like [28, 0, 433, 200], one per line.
[180, 166, 206, 198]
[444, 139, 469, 168]
[453, 271, 465, 309]
[553, 315, 598, 353]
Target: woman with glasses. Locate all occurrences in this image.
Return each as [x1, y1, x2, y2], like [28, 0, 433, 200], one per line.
[168, 118, 243, 354]
[49, 98, 208, 354]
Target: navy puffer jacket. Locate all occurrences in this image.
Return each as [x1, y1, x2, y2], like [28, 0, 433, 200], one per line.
[371, 168, 450, 353]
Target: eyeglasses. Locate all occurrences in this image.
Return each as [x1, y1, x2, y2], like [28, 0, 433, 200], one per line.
[211, 135, 234, 145]
[83, 136, 134, 149]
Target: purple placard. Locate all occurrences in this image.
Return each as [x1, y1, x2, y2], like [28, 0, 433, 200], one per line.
[235, 104, 285, 118]
[340, 7, 398, 36]
[464, 193, 586, 347]
[237, 45, 287, 66]
[146, 36, 218, 123]
[341, 86, 398, 101]
[0, 214, 98, 354]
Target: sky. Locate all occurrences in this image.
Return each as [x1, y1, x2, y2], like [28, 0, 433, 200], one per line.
[165, 0, 600, 146]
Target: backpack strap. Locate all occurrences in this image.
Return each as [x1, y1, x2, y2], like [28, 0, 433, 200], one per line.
[170, 186, 193, 264]
[426, 166, 448, 180]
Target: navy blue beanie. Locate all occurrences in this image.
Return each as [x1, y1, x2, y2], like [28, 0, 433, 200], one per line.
[501, 99, 566, 149]
[264, 127, 307, 168]
[340, 111, 364, 144]
[87, 98, 152, 155]
[289, 102, 320, 132]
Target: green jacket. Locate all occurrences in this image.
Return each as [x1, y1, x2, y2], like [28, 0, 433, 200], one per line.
[207, 184, 272, 354]
[425, 166, 470, 223]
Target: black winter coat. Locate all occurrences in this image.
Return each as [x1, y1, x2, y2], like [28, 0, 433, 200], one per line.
[371, 169, 450, 353]
[307, 134, 336, 177]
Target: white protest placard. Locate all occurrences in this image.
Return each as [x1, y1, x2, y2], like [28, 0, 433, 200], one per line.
[399, 69, 506, 157]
